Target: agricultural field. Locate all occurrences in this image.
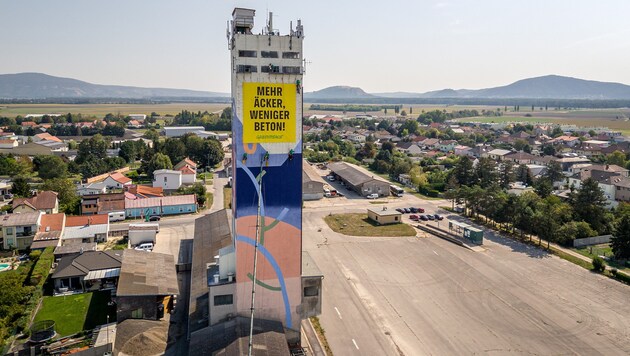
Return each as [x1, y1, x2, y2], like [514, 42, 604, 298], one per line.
[0, 103, 229, 118]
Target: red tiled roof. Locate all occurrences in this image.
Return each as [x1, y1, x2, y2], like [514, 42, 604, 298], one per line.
[12, 191, 58, 210]
[177, 166, 196, 175]
[0, 139, 16, 144]
[21, 121, 38, 127]
[109, 172, 132, 184]
[39, 213, 65, 232]
[65, 214, 109, 227]
[35, 132, 62, 142]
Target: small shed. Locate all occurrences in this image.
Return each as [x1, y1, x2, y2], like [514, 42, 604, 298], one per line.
[128, 223, 159, 247]
[464, 226, 483, 245]
[367, 207, 402, 225]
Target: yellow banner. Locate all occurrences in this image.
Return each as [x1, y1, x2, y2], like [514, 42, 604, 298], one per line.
[243, 82, 296, 143]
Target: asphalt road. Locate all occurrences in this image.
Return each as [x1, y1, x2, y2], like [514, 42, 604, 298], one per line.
[303, 193, 630, 355]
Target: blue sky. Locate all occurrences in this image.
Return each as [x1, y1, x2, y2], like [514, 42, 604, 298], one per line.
[2, 0, 629, 93]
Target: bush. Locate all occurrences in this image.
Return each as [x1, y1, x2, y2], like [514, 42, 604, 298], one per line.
[29, 250, 42, 261]
[592, 256, 606, 273]
[29, 247, 54, 287]
[611, 268, 618, 277]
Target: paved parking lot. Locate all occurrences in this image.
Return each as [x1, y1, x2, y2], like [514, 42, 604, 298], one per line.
[303, 190, 630, 355]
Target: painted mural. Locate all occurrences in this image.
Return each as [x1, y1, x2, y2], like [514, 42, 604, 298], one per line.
[232, 82, 302, 330]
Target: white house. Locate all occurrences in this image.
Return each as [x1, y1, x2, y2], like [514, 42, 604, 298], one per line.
[454, 145, 472, 156]
[76, 181, 108, 196]
[484, 149, 512, 161]
[177, 165, 197, 184]
[103, 172, 132, 189]
[0, 139, 18, 149]
[153, 169, 183, 190]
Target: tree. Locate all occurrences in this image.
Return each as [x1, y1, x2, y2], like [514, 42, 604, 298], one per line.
[42, 178, 80, 214]
[592, 256, 606, 273]
[557, 221, 596, 246]
[177, 182, 207, 206]
[162, 138, 186, 164]
[34, 155, 68, 179]
[143, 128, 160, 141]
[203, 139, 225, 168]
[534, 178, 553, 198]
[11, 176, 31, 198]
[516, 164, 533, 186]
[475, 157, 497, 188]
[513, 139, 528, 152]
[76, 134, 108, 163]
[607, 151, 626, 167]
[498, 161, 515, 190]
[513, 191, 541, 239]
[119, 141, 139, 163]
[571, 177, 608, 233]
[400, 110, 407, 117]
[542, 144, 556, 156]
[534, 195, 571, 247]
[545, 160, 563, 185]
[355, 142, 376, 161]
[453, 157, 475, 186]
[611, 214, 630, 259]
[146, 153, 173, 179]
[398, 120, 418, 136]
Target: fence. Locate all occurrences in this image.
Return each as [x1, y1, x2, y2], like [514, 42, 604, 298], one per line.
[573, 235, 612, 248]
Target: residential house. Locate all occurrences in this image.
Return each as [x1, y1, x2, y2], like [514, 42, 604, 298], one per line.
[613, 176, 630, 203]
[504, 151, 539, 165]
[328, 162, 390, 197]
[103, 172, 133, 189]
[438, 140, 457, 153]
[484, 149, 512, 161]
[526, 164, 547, 179]
[420, 138, 440, 150]
[127, 120, 143, 128]
[124, 195, 198, 218]
[0, 212, 42, 250]
[601, 142, 630, 155]
[567, 168, 622, 208]
[76, 181, 108, 196]
[33, 132, 62, 143]
[470, 144, 491, 158]
[51, 250, 122, 294]
[12, 191, 59, 214]
[53, 242, 97, 260]
[116, 249, 179, 323]
[396, 142, 423, 155]
[454, 145, 472, 156]
[0, 139, 18, 149]
[62, 215, 110, 245]
[302, 161, 325, 200]
[177, 165, 197, 185]
[347, 133, 366, 143]
[152, 169, 183, 190]
[80, 192, 125, 215]
[549, 135, 581, 147]
[174, 157, 198, 172]
[30, 213, 66, 250]
[554, 157, 592, 171]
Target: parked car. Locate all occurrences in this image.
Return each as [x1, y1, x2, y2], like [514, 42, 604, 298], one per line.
[434, 214, 444, 220]
[427, 214, 435, 220]
[417, 207, 425, 213]
[327, 175, 335, 181]
[366, 193, 379, 199]
[337, 192, 345, 197]
[148, 215, 161, 221]
[396, 208, 404, 213]
[403, 208, 410, 214]
[409, 214, 419, 221]
[409, 207, 418, 213]
[419, 215, 429, 221]
[134, 242, 154, 252]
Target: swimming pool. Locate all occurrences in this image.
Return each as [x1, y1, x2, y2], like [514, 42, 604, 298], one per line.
[0, 263, 10, 271]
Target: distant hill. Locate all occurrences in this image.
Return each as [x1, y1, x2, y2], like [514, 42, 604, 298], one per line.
[305, 86, 375, 100]
[0, 73, 228, 99]
[375, 75, 630, 100]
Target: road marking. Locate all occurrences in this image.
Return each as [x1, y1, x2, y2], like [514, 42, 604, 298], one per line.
[334, 306, 342, 319]
[352, 339, 359, 350]
[433, 250, 439, 256]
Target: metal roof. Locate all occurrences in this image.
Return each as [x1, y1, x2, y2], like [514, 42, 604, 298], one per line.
[0, 212, 41, 227]
[302, 161, 325, 184]
[116, 249, 178, 296]
[328, 161, 386, 187]
[62, 224, 109, 240]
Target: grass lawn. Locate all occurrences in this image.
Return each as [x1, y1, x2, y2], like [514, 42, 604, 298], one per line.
[223, 186, 232, 209]
[574, 244, 630, 272]
[324, 213, 416, 237]
[33, 291, 115, 337]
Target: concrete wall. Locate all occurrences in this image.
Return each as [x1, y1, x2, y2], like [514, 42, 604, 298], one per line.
[303, 181, 324, 201]
[208, 283, 236, 326]
[361, 180, 391, 197]
[300, 276, 322, 319]
[573, 235, 612, 248]
[367, 210, 401, 225]
[128, 230, 157, 246]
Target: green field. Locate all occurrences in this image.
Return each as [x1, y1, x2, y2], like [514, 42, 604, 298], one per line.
[324, 213, 416, 237]
[33, 291, 114, 337]
[0, 103, 229, 118]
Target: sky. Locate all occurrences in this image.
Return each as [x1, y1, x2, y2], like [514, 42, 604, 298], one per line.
[2, 0, 630, 94]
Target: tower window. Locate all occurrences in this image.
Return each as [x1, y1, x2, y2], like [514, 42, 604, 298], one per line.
[238, 50, 257, 58]
[282, 52, 300, 59]
[282, 66, 302, 74]
[304, 286, 318, 297]
[261, 51, 279, 58]
[237, 65, 258, 73]
[214, 294, 234, 306]
[261, 64, 280, 73]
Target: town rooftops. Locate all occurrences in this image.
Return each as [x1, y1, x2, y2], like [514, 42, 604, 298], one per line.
[488, 149, 512, 156]
[0, 211, 41, 227]
[124, 194, 196, 209]
[0, 139, 16, 144]
[65, 214, 109, 227]
[126, 185, 163, 198]
[63, 224, 109, 240]
[177, 165, 196, 175]
[116, 249, 179, 297]
[12, 191, 58, 211]
[174, 157, 197, 170]
[152, 169, 181, 175]
[35, 132, 62, 142]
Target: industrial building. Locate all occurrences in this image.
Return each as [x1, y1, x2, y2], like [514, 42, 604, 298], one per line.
[328, 161, 391, 197]
[302, 161, 326, 200]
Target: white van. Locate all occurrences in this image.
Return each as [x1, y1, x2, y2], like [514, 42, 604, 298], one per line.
[134, 242, 154, 252]
[108, 211, 125, 222]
